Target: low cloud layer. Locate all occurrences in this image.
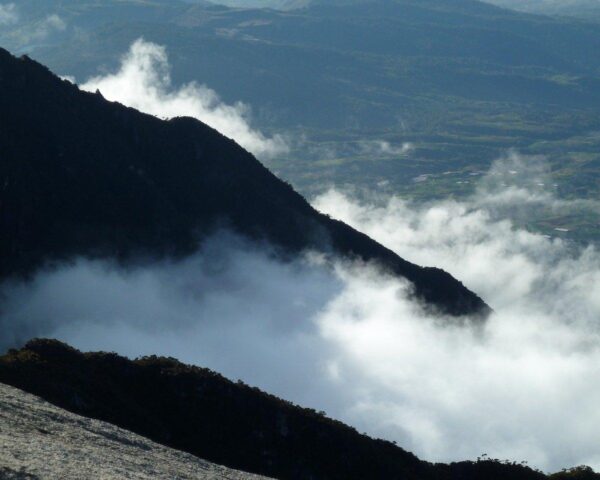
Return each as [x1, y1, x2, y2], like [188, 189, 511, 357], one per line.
[0, 236, 343, 408]
[79, 39, 288, 158]
[2, 154, 600, 472]
[7, 11, 67, 44]
[313, 154, 600, 469]
[207, 0, 308, 10]
[28, 14, 66, 42]
[0, 3, 17, 25]
[358, 140, 414, 157]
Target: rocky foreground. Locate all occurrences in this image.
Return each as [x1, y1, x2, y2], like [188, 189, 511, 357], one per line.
[5, 339, 593, 480]
[0, 383, 270, 480]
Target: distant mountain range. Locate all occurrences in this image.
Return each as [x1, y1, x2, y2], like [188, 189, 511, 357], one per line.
[0, 46, 487, 316]
[3, 339, 597, 480]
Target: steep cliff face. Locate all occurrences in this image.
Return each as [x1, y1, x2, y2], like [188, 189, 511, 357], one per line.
[0, 47, 488, 317]
[0, 382, 272, 480]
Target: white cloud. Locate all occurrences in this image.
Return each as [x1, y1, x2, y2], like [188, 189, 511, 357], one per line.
[21, 14, 66, 42]
[79, 39, 289, 158]
[358, 140, 414, 157]
[2, 153, 600, 472]
[207, 0, 309, 9]
[312, 154, 600, 468]
[0, 7, 65, 46]
[0, 235, 342, 407]
[473, 151, 600, 223]
[60, 75, 76, 84]
[43, 14, 65, 31]
[0, 3, 17, 25]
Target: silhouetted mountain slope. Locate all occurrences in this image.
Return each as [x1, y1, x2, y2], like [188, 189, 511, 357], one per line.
[0, 339, 580, 480]
[0, 47, 488, 316]
[14, 0, 600, 227]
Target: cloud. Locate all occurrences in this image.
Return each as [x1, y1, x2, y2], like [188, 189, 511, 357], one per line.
[18, 14, 66, 43]
[79, 39, 289, 158]
[472, 151, 600, 224]
[60, 75, 76, 84]
[0, 234, 343, 408]
[207, 0, 309, 10]
[313, 157, 600, 468]
[2, 153, 600, 472]
[0, 3, 17, 25]
[358, 140, 414, 157]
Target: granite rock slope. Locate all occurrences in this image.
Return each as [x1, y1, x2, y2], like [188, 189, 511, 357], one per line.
[0, 383, 272, 480]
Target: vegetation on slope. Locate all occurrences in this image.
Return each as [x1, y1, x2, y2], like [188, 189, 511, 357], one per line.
[4, 339, 597, 480]
[0, 46, 487, 316]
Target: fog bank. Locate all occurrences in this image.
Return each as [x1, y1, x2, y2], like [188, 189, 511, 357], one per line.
[79, 39, 288, 158]
[2, 154, 600, 472]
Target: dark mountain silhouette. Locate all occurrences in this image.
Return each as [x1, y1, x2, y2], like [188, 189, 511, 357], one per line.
[0, 47, 488, 317]
[3, 339, 595, 480]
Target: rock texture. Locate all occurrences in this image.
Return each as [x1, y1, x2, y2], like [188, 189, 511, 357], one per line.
[0, 383, 271, 480]
[0, 339, 561, 480]
[2, 340, 598, 480]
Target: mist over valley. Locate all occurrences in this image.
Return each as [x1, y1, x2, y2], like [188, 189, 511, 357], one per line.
[1, 1, 600, 478]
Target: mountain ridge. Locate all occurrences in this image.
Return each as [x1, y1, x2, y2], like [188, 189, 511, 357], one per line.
[1, 339, 597, 480]
[0, 46, 489, 317]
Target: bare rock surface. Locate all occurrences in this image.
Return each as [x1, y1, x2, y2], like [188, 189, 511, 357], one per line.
[0, 383, 272, 480]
